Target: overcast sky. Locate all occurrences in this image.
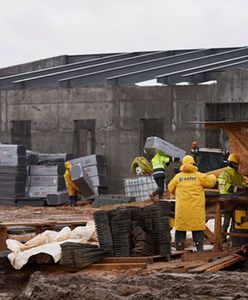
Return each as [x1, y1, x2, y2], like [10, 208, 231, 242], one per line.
[0, 0, 247, 68]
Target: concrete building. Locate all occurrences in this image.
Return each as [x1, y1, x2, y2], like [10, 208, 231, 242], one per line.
[0, 49, 248, 192]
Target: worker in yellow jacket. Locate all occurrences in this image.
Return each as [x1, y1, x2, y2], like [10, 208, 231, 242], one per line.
[218, 153, 247, 240]
[64, 161, 80, 207]
[168, 155, 216, 252]
[151, 150, 171, 199]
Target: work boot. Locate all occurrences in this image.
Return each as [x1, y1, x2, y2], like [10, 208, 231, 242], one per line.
[176, 242, 185, 251]
[195, 241, 204, 252]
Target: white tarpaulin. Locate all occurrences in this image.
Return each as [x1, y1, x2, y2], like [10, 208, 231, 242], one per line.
[7, 221, 97, 270]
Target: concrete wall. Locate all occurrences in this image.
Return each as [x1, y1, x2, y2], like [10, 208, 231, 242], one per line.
[0, 84, 216, 192]
[1, 69, 248, 192]
[217, 68, 248, 103]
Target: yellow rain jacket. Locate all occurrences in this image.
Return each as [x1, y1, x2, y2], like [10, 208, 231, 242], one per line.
[168, 163, 216, 231]
[64, 169, 79, 196]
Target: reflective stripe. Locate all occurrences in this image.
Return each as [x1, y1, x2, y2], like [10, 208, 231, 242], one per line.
[153, 170, 165, 176]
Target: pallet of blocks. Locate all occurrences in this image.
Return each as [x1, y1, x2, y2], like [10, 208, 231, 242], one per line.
[70, 154, 108, 196]
[0, 144, 27, 205]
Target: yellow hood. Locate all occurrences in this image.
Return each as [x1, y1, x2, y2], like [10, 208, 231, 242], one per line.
[180, 163, 198, 173]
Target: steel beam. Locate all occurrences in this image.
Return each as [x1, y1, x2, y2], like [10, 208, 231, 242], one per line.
[0, 52, 141, 89]
[160, 57, 248, 84]
[58, 49, 219, 88]
[12, 50, 188, 89]
[106, 47, 248, 86]
[181, 60, 248, 84]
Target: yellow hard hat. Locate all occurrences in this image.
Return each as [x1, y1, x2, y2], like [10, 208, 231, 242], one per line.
[228, 153, 239, 164]
[182, 155, 195, 165]
[64, 161, 72, 169]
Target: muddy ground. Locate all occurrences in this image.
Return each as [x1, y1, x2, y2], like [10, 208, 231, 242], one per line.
[1, 202, 248, 300]
[1, 268, 248, 300]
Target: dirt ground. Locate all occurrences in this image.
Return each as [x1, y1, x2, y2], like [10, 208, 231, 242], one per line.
[1, 202, 248, 300]
[0, 199, 156, 223]
[0, 203, 94, 223]
[1, 268, 248, 300]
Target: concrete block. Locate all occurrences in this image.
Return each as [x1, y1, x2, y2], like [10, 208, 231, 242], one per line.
[84, 165, 107, 177]
[0, 154, 27, 166]
[71, 164, 94, 198]
[144, 136, 186, 161]
[70, 154, 106, 167]
[28, 186, 59, 198]
[30, 163, 65, 176]
[47, 190, 69, 206]
[0, 144, 26, 156]
[38, 153, 73, 163]
[30, 175, 65, 189]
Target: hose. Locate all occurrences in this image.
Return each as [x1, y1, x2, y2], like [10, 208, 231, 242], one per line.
[131, 156, 153, 176]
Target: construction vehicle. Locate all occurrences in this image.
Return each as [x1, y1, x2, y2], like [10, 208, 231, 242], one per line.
[193, 147, 229, 173]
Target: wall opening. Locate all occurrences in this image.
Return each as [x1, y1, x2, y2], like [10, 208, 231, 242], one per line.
[140, 118, 164, 156]
[73, 119, 96, 157]
[10, 120, 31, 149]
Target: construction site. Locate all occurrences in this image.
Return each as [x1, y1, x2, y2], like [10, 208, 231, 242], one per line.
[0, 47, 248, 299]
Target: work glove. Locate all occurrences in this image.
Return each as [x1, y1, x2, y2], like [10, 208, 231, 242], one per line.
[228, 185, 245, 193]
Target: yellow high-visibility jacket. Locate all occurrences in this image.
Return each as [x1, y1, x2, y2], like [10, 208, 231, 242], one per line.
[151, 153, 170, 177]
[218, 166, 246, 194]
[64, 169, 79, 196]
[168, 163, 216, 231]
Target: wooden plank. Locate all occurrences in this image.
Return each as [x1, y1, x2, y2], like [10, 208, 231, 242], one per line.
[205, 256, 246, 272]
[189, 254, 243, 273]
[101, 257, 153, 264]
[151, 255, 170, 262]
[0, 227, 8, 251]
[0, 220, 88, 227]
[87, 262, 147, 270]
[170, 251, 185, 258]
[7, 235, 33, 243]
[224, 232, 248, 238]
[182, 251, 229, 262]
[204, 226, 215, 244]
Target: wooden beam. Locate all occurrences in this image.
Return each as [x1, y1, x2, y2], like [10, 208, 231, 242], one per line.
[214, 202, 222, 251]
[87, 262, 147, 270]
[205, 255, 246, 272]
[189, 254, 245, 273]
[101, 257, 153, 264]
[0, 227, 8, 251]
[224, 232, 248, 238]
[182, 250, 229, 262]
[204, 226, 215, 244]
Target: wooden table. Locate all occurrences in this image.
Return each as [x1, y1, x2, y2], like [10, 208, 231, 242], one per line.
[0, 219, 89, 251]
[206, 193, 248, 251]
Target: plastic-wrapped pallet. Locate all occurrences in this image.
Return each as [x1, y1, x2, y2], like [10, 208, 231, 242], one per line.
[93, 194, 136, 208]
[0, 144, 27, 204]
[38, 153, 73, 163]
[124, 176, 166, 202]
[28, 163, 66, 198]
[144, 136, 186, 161]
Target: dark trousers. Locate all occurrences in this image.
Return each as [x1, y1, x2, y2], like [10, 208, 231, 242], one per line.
[152, 176, 165, 199]
[69, 195, 78, 207]
[175, 230, 204, 252]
